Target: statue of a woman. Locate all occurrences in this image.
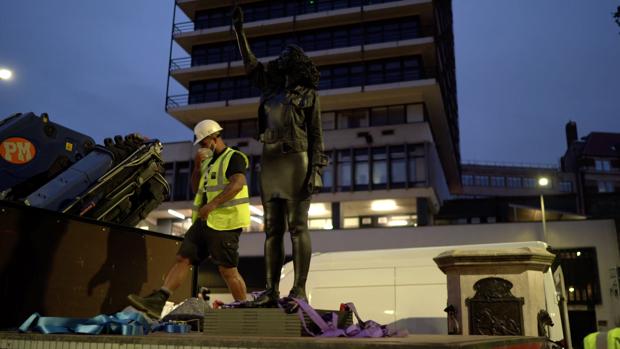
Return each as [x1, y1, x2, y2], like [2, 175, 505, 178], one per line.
[233, 6, 327, 306]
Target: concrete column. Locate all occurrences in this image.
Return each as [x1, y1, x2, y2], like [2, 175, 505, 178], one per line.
[417, 197, 431, 226]
[331, 201, 341, 230]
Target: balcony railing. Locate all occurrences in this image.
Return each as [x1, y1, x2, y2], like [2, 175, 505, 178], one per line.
[169, 27, 434, 72]
[170, 57, 193, 71]
[173, 21, 196, 35]
[172, 0, 405, 34]
[166, 66, 437, 110]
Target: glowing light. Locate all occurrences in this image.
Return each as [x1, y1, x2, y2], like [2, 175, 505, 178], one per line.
[0, 68, 12, 80]
[167, 209, 185, 219]
[538, 177, 550, 187]
[387, 220, 408, 227]
[250, 205, 264, 216]
[308, 203, 328, 217]
[138, 226, 149, 230]
[371, 199, 398, 212]
[323, 221, 333, 230]
[383, 310, 395, 315]
[568, 287, 575, 293]
[576, 251, 581, 257]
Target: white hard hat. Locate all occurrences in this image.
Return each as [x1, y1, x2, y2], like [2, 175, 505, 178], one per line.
[193, 119, 223, 145]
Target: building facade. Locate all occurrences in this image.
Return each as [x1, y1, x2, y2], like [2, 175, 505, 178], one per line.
[148, 0, 460, 235]
[562, 121, 620, 217]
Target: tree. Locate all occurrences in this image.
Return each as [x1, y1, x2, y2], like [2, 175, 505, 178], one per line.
[615, 6, 620, 27]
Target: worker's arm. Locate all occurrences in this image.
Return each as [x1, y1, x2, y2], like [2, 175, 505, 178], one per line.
[191, 152, 209, 194]
[199, 173, 246, 218]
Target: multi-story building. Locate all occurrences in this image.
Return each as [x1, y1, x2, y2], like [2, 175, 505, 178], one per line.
[562, 121, 620, 217]
[148, 0, 461, 234]
[436, 122, 620, 226]
[435, 161, 580, 225]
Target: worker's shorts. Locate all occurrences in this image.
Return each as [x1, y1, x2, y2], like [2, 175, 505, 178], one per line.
[177, 219, 242, 268]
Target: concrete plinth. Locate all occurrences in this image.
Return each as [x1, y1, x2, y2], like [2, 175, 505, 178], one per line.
[433, 247, 555, 337]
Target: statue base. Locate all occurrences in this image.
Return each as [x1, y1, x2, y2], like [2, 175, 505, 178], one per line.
[203, 307, 352, 337]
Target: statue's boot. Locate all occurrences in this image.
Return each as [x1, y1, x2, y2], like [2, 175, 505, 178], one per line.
[250, 200, 285, 308]
[287, 200, 311, 303]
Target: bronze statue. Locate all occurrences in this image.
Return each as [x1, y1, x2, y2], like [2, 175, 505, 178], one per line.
[232, 6, 327, 306]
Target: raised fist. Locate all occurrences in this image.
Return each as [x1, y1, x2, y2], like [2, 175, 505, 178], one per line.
[232, 6, 244, 32]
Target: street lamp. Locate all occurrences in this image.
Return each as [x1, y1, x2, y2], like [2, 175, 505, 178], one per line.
[0, 68, 13, 80]
[538, 177, 550, 242]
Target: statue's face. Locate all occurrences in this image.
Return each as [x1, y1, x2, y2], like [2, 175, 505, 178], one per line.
[277, 47, 293, 71]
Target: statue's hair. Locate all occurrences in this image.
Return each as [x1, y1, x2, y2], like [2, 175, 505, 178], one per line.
[266, 45, 320, 90]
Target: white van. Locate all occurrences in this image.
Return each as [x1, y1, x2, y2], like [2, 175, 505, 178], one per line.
[279, 241, 566, 342]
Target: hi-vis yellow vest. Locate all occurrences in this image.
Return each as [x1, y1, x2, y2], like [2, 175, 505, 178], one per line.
[191, 148, 250, 230]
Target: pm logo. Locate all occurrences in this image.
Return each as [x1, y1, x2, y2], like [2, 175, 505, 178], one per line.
[0, 137, 37, 164]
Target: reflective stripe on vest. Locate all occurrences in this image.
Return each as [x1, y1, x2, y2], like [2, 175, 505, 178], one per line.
[199, 148, 250, 230]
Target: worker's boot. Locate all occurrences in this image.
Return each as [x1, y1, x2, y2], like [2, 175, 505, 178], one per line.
[127, 289, 168, 319]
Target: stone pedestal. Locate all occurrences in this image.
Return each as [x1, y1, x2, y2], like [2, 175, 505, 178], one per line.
[433, 247, 555, 337]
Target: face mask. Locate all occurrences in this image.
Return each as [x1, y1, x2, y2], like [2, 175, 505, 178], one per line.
[198, 145, 214, 160]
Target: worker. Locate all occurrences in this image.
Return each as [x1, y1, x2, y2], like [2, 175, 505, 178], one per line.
[583, 327, 620, 349]
[127, 119, 251, 318]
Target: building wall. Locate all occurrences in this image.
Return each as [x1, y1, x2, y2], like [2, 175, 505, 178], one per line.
[164, 0, 461, 214]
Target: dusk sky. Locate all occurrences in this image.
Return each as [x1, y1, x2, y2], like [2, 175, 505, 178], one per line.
[1, 0, 619, 166]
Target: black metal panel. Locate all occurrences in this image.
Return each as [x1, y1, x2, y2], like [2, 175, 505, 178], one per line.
[0, 200, 190, 329]
[466, 277, 524, 336]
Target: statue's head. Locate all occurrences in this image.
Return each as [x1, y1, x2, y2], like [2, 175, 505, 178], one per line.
[267, 44, 319, 90]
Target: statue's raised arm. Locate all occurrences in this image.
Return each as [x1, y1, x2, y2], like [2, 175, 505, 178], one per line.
[232, 6, 258, 73]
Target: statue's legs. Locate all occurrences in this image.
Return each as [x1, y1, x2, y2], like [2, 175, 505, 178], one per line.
[287, 199, 311, 301]
[254, 199, 286, 307]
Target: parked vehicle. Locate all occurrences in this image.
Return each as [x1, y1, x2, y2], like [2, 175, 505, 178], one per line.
[280, 241, 567, 343]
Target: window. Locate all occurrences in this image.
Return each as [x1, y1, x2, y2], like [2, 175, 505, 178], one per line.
[249, 156, 261, 197]
[474, 175, 489, 187]
[309, 218, 333, 230]
[597, 181, 614, 193]
[338, 109, 368, 128]
[174, 162, 190, 201]
[332, 66, 349, 88]
[372, 147, 387, 189]
[239, 119, 257, 138]
[343, 217, 359, 228]
[390, 146, 406, 188]
[164, 163, 174, 201]
[595, 160, 611, 172]
[523, 178, 537, 188]
[550, 248, 601, 305]
[507, 177, 521, 188]
[322, 112, 336, 130]
[222, 121, 239, 139]
[559, 181, 573, 193]
[408, 145, 424, 185]
[354, 148, 369, 190]
[490, 176, 505, 187]
[337, 150, 351, 191]
[462, 175, 474, 186]
[370, 107, 388, 126]
[387, 105, 406, 125]
[406, 104, 425, 123]
[321, 151, 333, 192]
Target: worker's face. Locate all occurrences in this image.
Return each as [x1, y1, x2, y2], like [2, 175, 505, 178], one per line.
[200, 135, 216, 150]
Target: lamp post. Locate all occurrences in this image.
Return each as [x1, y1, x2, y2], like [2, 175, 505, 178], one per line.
[0, 68, 13, 80]
[538, 177, 550, 242]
